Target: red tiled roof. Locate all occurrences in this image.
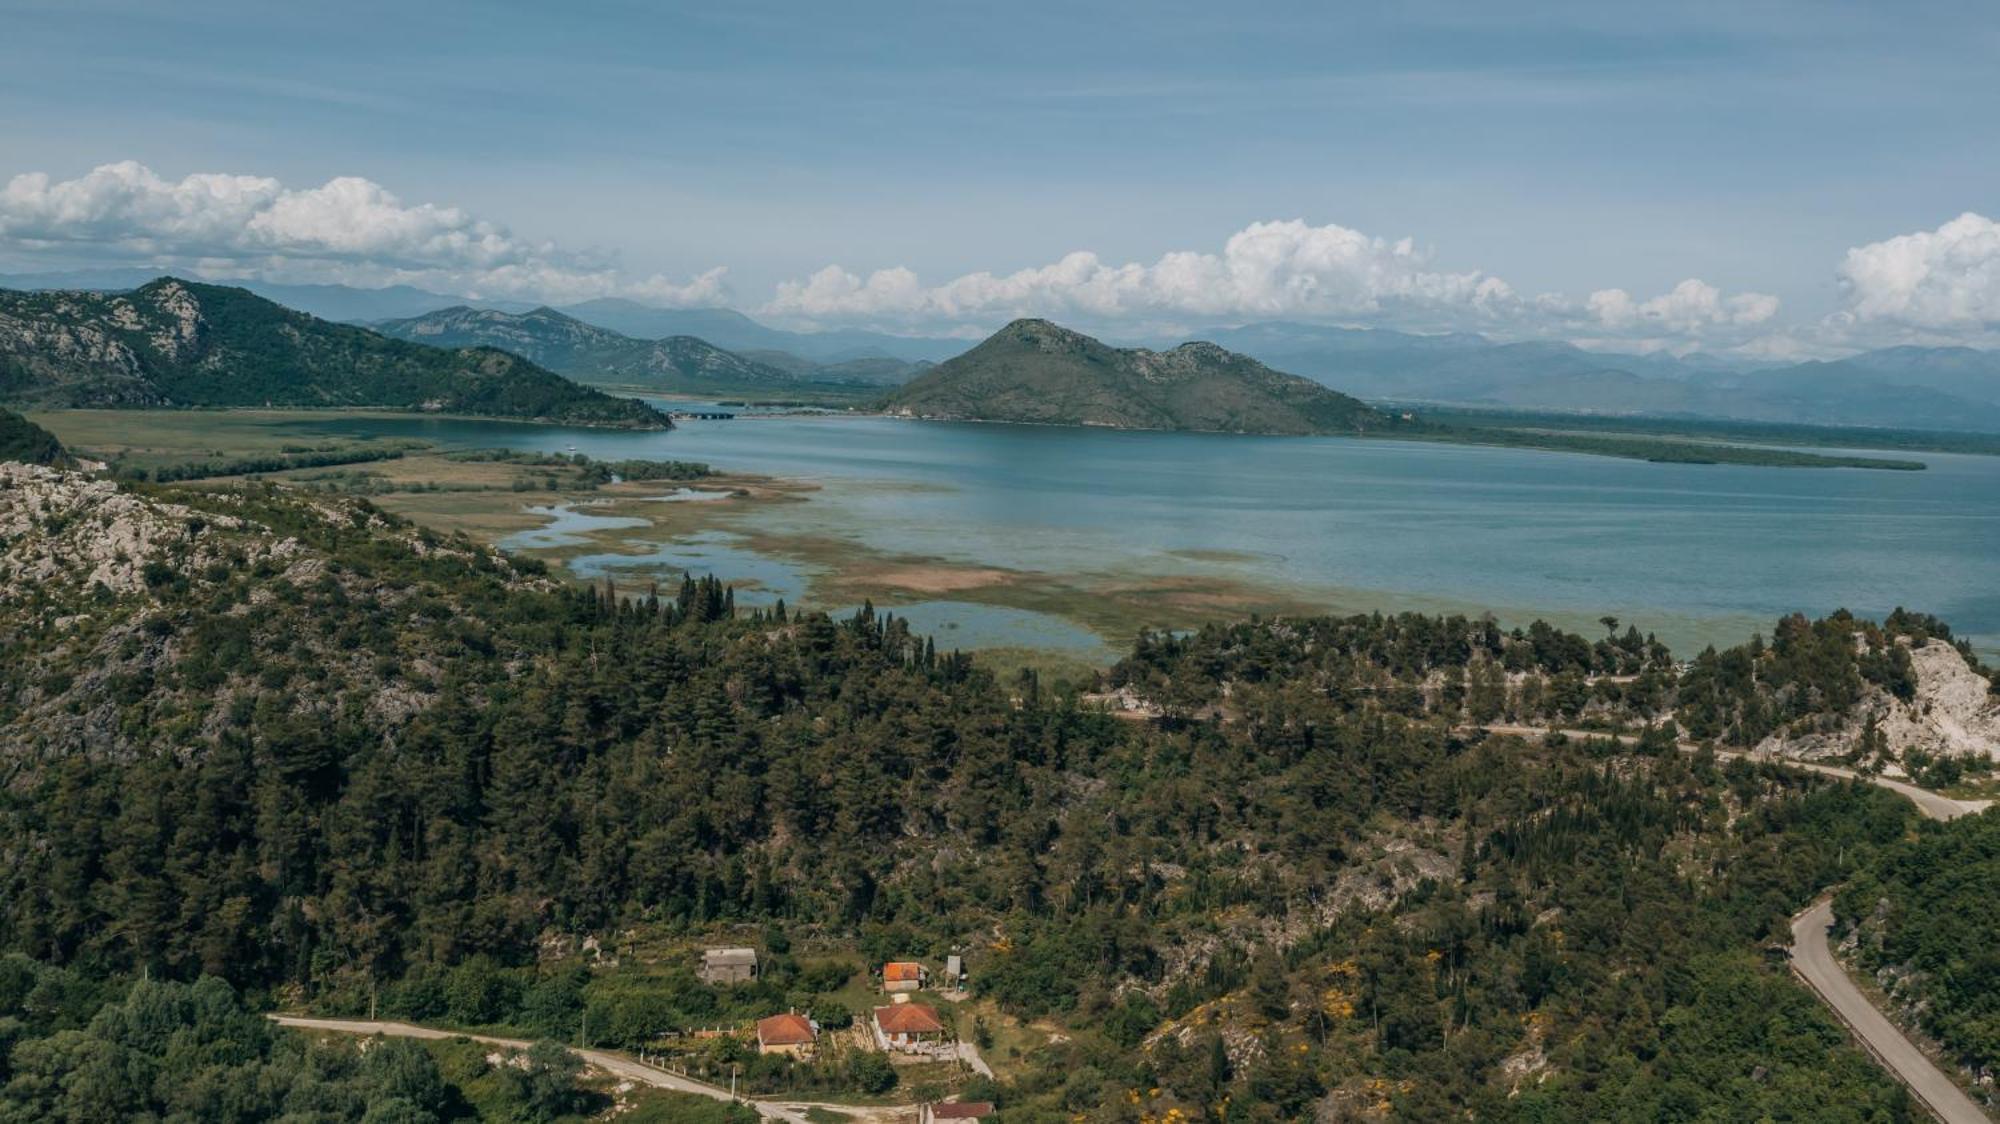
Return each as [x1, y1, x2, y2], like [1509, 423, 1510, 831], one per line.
[756, 1012, 815, 1046]
[930, 1103, 994, 1119]
[884, 961, 924, 982]
[874, 1003, 944, 1034]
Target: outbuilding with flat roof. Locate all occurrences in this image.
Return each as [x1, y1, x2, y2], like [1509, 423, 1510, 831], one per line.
[700, 947, 758, 984]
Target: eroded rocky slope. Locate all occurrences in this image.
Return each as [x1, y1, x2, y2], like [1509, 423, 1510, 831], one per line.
[0, 463, 551, 762]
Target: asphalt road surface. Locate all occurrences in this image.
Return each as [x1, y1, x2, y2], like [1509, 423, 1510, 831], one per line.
[1789, 901, 1991, 1124]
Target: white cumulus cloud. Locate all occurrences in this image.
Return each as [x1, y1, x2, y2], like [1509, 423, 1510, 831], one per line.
[2, 164, 1807, 350]
[1836, 212, 2000, 329]
[765, 219, 1778, 350]
[1586, 279, 1780, 333]
[767, 220, 1519, 327]
[0, 161, 728, 306]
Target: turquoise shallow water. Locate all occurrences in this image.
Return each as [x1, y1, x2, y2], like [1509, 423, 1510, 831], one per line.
[300, 406, 2000, 659]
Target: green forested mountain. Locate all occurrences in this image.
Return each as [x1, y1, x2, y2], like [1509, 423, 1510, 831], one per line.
[0, 278, 666, 427]
[882, 319, 1391, 435]
[0, 407, 67, 466]
[0, 464, 1962, 1120]
[373, 304, 924, 391]
[554, 296, 960, 363]
[372, 305, 814, 391]
[737, 347, 930, 385]
[374, 305, 644, 366]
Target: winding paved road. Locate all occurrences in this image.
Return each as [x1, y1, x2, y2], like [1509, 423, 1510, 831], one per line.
[1789, 901, 1991, 1124]
[1478, 724, 1995, 1121]
[1476, 724, 1992, 820]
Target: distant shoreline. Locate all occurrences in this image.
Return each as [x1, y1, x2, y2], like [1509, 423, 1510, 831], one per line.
[866, 408, 1928, 469]
[20, 402, 670, 431]
[24, 400, 1935, 471]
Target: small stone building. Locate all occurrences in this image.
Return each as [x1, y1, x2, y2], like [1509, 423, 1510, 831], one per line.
[700, 947, 758, 984]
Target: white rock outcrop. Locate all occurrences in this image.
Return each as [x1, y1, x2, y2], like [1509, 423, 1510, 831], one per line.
[0, 462, 247, 599]
[1757, 639, 2000, 765]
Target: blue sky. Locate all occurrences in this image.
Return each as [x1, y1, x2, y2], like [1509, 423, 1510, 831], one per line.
[2, 0, 1997, 352]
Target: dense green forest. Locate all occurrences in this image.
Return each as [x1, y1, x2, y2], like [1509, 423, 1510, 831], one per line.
[0, 957, 748, 1123]
[1837, 810, 2000, 1082]
[0, 468, 1983, 1119]
[1114, 606, 1990, 759]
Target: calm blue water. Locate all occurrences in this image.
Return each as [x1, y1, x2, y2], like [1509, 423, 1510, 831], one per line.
[495, 503, 648, 550]
[302, 407, 2000, 658]
[567, 529, 815, 608]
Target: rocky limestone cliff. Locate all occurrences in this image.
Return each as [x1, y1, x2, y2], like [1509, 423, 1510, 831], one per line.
[0, 462, 257, 600]
[1757, 638, 2000, 769]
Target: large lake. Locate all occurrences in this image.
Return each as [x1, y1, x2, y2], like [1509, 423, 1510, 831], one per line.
[314, 405, 2000, 660]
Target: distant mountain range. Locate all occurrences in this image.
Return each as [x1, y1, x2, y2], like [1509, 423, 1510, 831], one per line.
[552, 298, 960, 364]
[1193, 322, 2000, 431]
[370, 306, 930, 390]
[4, 272, 1998, 431]
[0, 271, 962, 365]
[0, 279, 665, 428]
[737, 348, 934, 385]
[884, 319, 1388, 436]
[1699, 347, 2000, 430]
[0, 269, 542, 322]
[372, 306, 800, 391]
